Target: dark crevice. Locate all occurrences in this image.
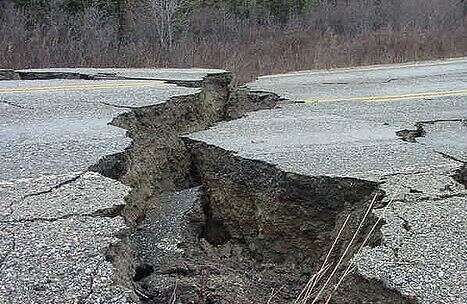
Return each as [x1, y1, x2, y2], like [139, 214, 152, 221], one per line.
[96, 101, 140, 109]
[0, 69, 20, 80]
[133, 264, 155, 282]
[0, 215, 78, 224]
[17, 71, 90, 80]
[419, 192, 467, 201]
[87, 72, 237, 302]
[452, 163, 467, 188]
[146, 79, 202, 88]
[200, 218, 231, 246]
[85, 71, 413, 303]
[92, 204, 125, 218]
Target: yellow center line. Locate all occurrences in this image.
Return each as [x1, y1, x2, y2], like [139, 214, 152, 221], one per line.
[304, 89, 467, 104]
[0, 81, 167, 94]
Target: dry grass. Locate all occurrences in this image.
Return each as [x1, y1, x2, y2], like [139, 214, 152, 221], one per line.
[324, 196, 396, 304]
[170, 280, 178, 304]
[294, 213, 351, 304]
[0, 1, 465, 84]
[293, 194, 397, 304]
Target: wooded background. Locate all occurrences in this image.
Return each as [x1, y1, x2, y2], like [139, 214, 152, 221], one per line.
[1, 0, 465, 83]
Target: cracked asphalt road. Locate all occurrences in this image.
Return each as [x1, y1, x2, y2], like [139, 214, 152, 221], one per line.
[1, 59, 466, 303]
[0, 69, 224, 304]
[190, 58, 467, 303]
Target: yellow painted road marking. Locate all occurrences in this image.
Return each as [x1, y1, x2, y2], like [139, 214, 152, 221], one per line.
[265, 57, 467, 78]
[0, 81, 167, 94]
[304, 89, 467, 104]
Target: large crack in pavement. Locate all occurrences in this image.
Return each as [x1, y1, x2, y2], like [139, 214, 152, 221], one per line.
[11, 67, 462, 303]
[4, 67, 464, 302]
[83, 71, 423, 303]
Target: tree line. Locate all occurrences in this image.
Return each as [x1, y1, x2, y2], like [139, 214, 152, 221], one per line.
[8, 0, 318, 20]
[1, 0, 465, 83]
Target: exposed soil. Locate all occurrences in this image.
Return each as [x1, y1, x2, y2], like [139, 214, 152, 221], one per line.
[87, 72, 417, 303]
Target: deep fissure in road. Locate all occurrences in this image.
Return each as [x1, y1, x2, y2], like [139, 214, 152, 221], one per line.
[89, 73, 417, 303]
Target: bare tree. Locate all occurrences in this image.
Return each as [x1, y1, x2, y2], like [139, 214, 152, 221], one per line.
[145, 0, 186, 50]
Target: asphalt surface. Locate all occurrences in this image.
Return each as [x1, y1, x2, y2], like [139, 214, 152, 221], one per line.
[190, 58, 467, 303]
[0, 69, 224, 304]
[1, 59, 466, 303]
[16, 68, 222, 81]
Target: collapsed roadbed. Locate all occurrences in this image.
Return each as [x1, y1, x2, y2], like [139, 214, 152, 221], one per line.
[87, 72, 426, 303]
